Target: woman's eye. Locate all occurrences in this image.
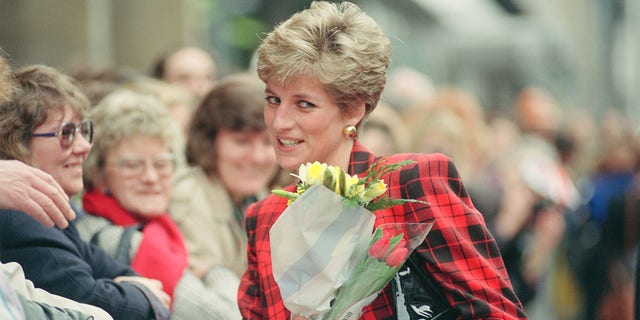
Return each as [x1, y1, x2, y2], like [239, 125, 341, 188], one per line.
[265, 96, 280, 104]
[121, 159, 144, 170]
[298, 101, 315, 109]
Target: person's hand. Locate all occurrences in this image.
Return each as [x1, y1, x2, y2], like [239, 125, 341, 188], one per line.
[192, 264, 209, 279]
[0, 160, 75, 228]
[115, 276, 171, 309]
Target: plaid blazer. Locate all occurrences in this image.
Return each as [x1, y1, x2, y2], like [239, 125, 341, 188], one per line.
[238, 141, 527, 319]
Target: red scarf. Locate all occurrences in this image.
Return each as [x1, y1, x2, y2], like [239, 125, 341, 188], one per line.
[82, 190, 188, 298]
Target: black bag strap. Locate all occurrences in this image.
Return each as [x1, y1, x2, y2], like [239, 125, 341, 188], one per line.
[392, 253, 460, 320]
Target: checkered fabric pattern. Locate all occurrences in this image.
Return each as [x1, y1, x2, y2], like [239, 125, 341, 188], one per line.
[238, 141, 528, 319]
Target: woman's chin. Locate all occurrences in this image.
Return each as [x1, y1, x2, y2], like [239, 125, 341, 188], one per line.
[276, 156, 303, 171]
[132, 209, 166, 219]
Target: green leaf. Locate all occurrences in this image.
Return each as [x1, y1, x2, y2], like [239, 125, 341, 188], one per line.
[369, 226, 383, 245]
[387, 233, 404, 253]
[339, 169, 346, 196]
[323, 168, 336, 192]
[271, 190, 299, 200]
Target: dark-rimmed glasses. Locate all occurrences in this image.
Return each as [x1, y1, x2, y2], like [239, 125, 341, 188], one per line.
[32, 119, 93, 148]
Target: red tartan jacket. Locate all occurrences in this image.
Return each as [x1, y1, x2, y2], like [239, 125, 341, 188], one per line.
[238, 141, 528, 319]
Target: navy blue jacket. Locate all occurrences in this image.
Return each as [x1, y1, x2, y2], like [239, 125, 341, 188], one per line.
[0, 207, 165, 320]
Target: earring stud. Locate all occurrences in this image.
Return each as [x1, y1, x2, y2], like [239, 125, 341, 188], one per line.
[343, 125, 357, 138]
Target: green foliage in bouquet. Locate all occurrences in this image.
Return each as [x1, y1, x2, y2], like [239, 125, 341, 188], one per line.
[272, 160, 426, 211]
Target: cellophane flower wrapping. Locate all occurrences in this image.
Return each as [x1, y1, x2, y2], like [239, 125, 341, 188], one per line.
[270, 161, 432, 319]
[317, 222, 433, 320]
[270, 184, 377, 317]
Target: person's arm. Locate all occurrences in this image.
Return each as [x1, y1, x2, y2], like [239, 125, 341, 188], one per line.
[238, 203, 266, 319]
[18, 293, 95, 320]
[0, 209, 166, 320]
[397, 153, 527, 319]
[0, 160, 74, 228]
[3, 261, 113, 320]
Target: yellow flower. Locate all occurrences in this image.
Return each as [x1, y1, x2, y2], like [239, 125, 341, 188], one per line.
[362, 180, 387, 202]
[344, 174, 364, 198]
[274, 159, 423, 212]
[300, 161, 327, 185]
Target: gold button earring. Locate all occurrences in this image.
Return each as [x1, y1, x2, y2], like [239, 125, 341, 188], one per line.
[343, 125, 357, 138]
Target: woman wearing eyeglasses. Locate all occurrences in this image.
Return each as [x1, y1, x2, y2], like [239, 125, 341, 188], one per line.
[0, 64, 171, 320]
[77, 89, 242, 319]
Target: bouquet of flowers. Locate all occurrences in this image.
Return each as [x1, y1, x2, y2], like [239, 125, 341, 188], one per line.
[270, 161, 433, 320]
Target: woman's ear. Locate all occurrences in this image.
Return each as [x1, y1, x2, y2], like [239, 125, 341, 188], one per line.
[346, 100, 367, 126]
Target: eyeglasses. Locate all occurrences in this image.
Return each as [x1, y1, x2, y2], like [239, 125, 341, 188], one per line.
[112, 153, 176, 178]
[32, 119, 94, 148]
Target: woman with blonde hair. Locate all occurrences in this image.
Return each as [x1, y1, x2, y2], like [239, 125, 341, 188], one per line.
[238, 2, 526, 319]
[77, 89, 241, 319]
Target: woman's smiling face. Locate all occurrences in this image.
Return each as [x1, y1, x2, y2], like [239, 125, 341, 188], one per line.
[214, 128, 278, 203]
[28, 106, 92, 197]
[263, 76, 363, 171]
[102, 135, 174, 218]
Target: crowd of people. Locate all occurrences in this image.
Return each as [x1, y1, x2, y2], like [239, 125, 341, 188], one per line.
[0, 1, 638, 320]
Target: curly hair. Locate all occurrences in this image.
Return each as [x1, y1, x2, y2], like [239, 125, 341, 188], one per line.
[0, 64, 90, 163]
[83, 89, 181, 190]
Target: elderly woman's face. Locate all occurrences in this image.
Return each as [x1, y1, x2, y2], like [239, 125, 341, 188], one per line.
[102, 135, 174, 218]
[263, 76, 362, 170]
[29, 106, 92, 196]
[214, 128, 277, 203]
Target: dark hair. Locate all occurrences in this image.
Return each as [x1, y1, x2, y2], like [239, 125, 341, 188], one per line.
[186, 72, 266, 174]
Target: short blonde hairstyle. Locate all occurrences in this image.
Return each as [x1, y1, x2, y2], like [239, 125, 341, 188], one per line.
[83, 89, 181, 189]
[256, 1, 391, 127]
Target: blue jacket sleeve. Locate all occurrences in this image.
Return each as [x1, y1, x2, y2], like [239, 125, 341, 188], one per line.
[0, 209, 161, 320]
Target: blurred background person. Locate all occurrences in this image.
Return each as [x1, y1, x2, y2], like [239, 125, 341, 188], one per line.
[567, 108, 639, 320]
[151, 45, 218, 99]
[170, 72, 284, 279]
[124, 77, 198, 168]
[359, 101, 411, 156]
[71, 66, 142, 108]
[382, 65, 436, 117]
[78, 89, 242, 319]
[124, 77, 197, 137]
[469, 85, 580, 318]
[407, 86, 490, 184]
